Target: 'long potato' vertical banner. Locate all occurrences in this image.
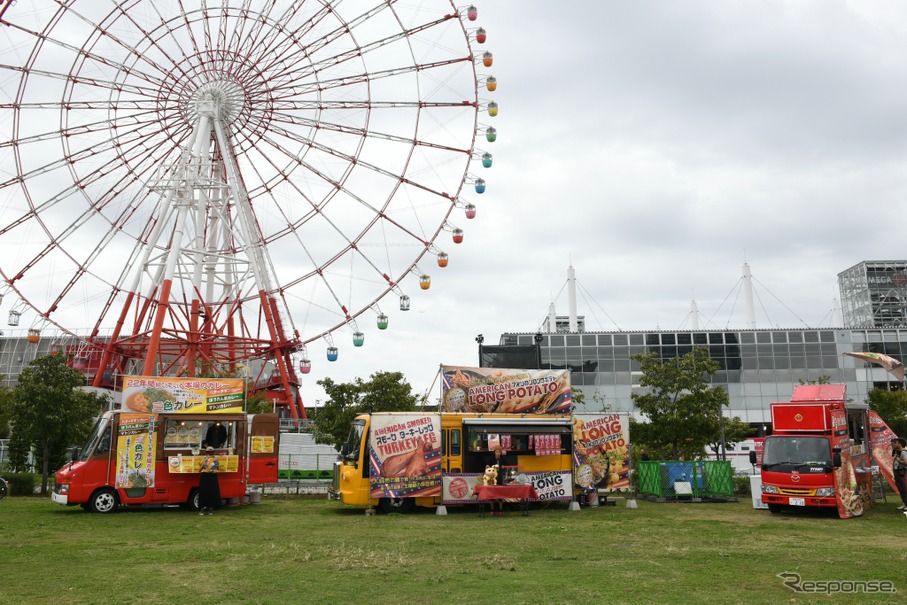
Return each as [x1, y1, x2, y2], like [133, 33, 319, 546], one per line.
[572, 413, 630, 491]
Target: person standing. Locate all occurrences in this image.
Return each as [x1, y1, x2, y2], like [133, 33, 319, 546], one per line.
[490, 446, 506, 516]
[204, 422, 227, 449]
[892, 438, 907, 513]
[198, 446, 220, 515]
[491, 446, 513, 517]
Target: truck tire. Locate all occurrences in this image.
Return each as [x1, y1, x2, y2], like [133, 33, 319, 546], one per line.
[767, 503, 784, 514]
[88, 488, 119, 513]
[379, 497, 414, 514]
[187, 488, 201, 511]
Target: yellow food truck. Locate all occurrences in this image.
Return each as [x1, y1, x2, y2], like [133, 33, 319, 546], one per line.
[329, 366, 630, 513]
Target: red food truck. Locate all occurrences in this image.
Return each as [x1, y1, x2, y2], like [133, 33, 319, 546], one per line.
[52, 376, 279, 513]
[755, 384, 871, 518]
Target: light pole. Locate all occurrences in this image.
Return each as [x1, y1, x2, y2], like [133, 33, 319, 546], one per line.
[534, 332, 543, 369]
[719, 404, 727, 461]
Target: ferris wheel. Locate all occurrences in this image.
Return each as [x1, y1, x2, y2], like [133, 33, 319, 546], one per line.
[0, 0, 497, 418]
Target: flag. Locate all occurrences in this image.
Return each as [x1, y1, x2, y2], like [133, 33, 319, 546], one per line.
[868, 411, 899, 492]
[843, 351, 905, 381]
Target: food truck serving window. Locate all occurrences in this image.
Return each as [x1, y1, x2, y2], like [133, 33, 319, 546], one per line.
[463, 421, 572, 454]
[846, 407, 867, 447]
[163, 419, 235, 450]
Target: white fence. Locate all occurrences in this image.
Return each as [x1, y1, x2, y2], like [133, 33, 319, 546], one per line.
[278, 432, 338, 480]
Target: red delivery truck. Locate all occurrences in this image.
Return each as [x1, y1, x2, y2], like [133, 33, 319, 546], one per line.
[754, 384, 871, 518]
[52, 376, 279, 513]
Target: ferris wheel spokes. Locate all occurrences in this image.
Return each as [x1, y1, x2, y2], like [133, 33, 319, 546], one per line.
[0, 1, 492, 421]
[86, 88, 304, 413]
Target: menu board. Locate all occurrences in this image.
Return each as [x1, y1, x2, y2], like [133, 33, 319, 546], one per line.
[167, 455, 239, 474]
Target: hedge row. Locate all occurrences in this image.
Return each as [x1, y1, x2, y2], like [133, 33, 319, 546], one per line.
[3, 472, 38, 496]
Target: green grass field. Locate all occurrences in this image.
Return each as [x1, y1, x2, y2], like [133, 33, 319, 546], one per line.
[1, 494, 904, 605]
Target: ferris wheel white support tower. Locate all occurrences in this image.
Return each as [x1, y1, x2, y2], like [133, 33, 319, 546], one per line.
[91, 87, 305, 417]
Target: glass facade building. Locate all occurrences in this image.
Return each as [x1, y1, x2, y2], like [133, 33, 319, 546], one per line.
[499, 328, 907, 426]
[838, 260, 907, 328]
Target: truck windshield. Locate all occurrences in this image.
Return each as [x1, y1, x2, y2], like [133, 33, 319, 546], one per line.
[78, 414, 111, 461]
[340, 421, 365, 461]
[762, 436, 831, 468]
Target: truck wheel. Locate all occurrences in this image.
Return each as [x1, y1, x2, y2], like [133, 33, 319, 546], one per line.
[88, 488, 119, 514]
[768, 503, 784, 514]
[379, 497, 414, 514]
[187, 488, 201, 511]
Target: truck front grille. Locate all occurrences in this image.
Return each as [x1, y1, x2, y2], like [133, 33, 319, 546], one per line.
[779, 488, 814, 496]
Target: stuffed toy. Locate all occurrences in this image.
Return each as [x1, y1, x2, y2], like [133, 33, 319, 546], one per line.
[482, 465, 498, 486]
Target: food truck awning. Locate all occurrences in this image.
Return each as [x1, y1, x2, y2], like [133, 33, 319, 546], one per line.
[462, 417, 572, 434]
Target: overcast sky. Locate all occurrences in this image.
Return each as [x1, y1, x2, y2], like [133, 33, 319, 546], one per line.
[294, 0, 907, 408]
[4, 1, 907, 410]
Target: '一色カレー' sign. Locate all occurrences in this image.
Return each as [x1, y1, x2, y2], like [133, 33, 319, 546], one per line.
[115, 413, 156, 489]
[121, 376, 245, 414]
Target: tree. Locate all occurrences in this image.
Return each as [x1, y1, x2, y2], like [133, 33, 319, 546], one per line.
[630, 347, 733, 460]
[706, 416, 753, 458]
[245, 391, 274, 415]
[311, 371, 419, 449]
[9, 354, 108, 494]
[0, 380, 12, 440]
[867, 388, 907, 438]
[570, 388, 611, 413]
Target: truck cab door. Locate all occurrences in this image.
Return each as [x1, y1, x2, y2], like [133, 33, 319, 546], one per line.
[247, 414, 279, 484]
[445, 428, 462, 473]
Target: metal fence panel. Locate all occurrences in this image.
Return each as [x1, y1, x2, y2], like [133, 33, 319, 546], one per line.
[637, 460, 733, 499]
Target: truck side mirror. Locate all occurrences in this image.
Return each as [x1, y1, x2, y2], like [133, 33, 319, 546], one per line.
[748, 451, 757, 465]
[71, 446, 80, 462]
[832, 447, 842, 468]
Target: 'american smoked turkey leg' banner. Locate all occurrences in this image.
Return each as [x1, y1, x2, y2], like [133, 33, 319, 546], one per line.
[369, 413, 442, 499]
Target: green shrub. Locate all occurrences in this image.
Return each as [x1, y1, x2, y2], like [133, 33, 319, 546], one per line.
[5, 472, 37, 496]
[732, 476, 752, 495]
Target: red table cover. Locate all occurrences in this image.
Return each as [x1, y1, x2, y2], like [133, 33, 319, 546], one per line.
[472, 484, 538, 500]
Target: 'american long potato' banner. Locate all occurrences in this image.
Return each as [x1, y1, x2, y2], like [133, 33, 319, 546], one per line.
[440, 366, 571, 414]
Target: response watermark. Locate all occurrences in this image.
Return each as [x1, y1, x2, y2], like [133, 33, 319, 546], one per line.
[778, 572, 896, 595]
